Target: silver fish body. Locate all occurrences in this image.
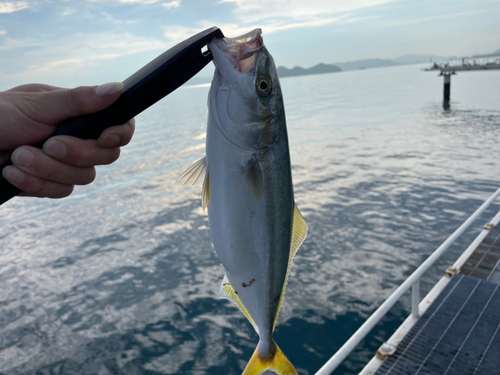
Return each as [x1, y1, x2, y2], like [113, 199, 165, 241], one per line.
[178, 29, 307, 375]
[207, 92, 293, 354]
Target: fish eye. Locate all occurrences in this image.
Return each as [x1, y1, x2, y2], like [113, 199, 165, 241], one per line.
[256, 76, 272, 96]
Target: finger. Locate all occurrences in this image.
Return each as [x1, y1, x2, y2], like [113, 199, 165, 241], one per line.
[11, 146, 96, 185]
[97, 118, 136, 148]
[43, 136, 121, 167]
[8, 84, 63, 93]
[21, 82, 124, 124]
[2, 166, 74, 198]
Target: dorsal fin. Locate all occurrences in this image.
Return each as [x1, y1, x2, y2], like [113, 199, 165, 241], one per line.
[218, 274, 259, 333]
[176, 156, 209, 210]
[273, 205, 308, 330]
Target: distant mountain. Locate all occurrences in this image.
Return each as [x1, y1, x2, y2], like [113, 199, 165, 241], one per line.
[333, 58, 399, 71]
[392, 54, 433, 64]
[188, 48, 499, 85]
[392, 54, 451, 64]
[278, 54, 454, 76]
[472, 48, 500, 58]
[277, 63, 341, 78]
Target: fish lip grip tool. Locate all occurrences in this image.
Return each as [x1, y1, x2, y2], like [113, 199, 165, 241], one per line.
[0, 26, 224, 205]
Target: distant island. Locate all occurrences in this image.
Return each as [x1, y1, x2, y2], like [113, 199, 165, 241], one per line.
[276, 55, 444, 78]
[334, 58, 400, 71]
[472, 48, 500, 58]
[186, 48, 500, 84]
[276, 49, 500, 78]
[277, 63, 341, 78]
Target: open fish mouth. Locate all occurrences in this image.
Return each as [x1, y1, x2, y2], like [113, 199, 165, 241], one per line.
[211, 28, 263, 74]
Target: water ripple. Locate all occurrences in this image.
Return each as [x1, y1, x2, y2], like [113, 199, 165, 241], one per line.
[1, 65, 499, 374]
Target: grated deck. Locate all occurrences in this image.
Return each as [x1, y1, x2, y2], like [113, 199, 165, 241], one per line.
[374, 274, 500, 375]
[461, 225, 500, 283]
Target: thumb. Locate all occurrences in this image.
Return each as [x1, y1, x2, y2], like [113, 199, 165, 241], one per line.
[26, 82, 124, 124]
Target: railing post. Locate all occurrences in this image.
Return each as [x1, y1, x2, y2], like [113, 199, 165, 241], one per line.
[412, 278, 420, 319]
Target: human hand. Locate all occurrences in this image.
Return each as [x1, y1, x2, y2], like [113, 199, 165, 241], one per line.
[0, 83, 135, 198]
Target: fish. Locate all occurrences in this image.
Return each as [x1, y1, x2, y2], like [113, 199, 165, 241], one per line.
[177, 28, 307, 375]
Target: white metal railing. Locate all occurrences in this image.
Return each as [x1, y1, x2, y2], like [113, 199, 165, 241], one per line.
[314, 187, 500, 375]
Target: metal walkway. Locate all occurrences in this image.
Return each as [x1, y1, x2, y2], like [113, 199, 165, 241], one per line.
[461, 225, 500, 283]
[373, 225, 500, 375]
[315, 190, 500, 375]
[374, 274, 500, 375]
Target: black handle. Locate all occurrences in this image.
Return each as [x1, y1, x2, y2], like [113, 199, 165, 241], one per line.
[0, 26, 223, 205]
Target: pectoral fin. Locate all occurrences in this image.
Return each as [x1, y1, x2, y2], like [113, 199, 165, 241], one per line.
[273, 205, 308, 330]
[177, 156, 209, 210]
[201, 171, 209, 210]
[177, 156, 207, 186]
[218, 274, 258, 333]
[242, 154, 263, 199]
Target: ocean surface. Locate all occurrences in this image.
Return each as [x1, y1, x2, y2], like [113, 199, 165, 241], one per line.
[1, 63, 500, 375]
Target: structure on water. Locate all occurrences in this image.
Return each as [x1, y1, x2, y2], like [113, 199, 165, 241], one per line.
[425, 57, 500, 108]
[314, 188, 500, 375]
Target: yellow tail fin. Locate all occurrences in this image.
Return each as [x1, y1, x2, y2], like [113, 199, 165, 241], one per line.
[242, 341, 298, 375]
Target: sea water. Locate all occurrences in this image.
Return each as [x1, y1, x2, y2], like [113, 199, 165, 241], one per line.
[1, 63, 499, 374]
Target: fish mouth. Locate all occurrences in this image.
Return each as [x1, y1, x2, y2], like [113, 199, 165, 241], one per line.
[211, 28, 263, 74]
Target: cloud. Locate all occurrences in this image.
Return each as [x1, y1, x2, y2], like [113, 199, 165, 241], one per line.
[384, 10, 488, 26]
[162, 0, 399, 42]
[60, 8, 77, 16]
[0, 1, 28, 14]
[0, 30, 7, 36]
[163, 23, 249, 43]
[26, 33, 168, 59]
[220, 0, 401, 24]
[117, 0, 158, 3]
[0, 33, 169, 82]
[163, 14, 362, 43]
[88, 0, 159, 3]
[163, 0, 181, 9]
[99, 11, 142, 25]
[86, 0, 181, 8]
[0, 36, 40, 51]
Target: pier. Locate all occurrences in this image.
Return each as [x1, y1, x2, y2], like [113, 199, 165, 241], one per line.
[371, 220, 500, 375]
[314, 188, 500, 375]
[425, 57, 500, 108]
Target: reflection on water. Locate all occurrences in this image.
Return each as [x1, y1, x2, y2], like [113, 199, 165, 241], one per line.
[1, 64, 499, 374]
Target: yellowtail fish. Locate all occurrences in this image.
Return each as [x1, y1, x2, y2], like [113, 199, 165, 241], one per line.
[178, 28, 307, 375]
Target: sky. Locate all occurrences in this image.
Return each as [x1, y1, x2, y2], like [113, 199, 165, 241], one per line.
[0, 0, 499, 89]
